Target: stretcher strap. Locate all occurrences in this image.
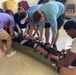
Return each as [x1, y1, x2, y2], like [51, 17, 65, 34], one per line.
[33, 41, 40, 51]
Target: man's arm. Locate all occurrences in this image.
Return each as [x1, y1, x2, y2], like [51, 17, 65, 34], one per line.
[38, 23, 44, 41]
[9, 26, 15, 38]
[47, 16, 58, 47]
[15, 23, 21, 34]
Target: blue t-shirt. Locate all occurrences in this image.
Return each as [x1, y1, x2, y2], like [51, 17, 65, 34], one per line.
[14, 13, 28, 32]
[38, 1, 65, 38]
[26, 4, 43, 23]
[0, 13, 14, 32]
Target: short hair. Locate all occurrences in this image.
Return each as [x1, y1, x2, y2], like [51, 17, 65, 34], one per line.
[19, 12, 27, 20]
[0, 8, 4, 13]
[33, 11, 42, 23]
[38, 0, 49, 4]
[18, 7, 25, 12]
[64, 19, 76, 30]
[5, 9, 14, 16]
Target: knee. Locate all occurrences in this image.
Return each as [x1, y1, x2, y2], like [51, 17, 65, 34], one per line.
[6, 36, 12, 41]
[60, 67, 69, 75]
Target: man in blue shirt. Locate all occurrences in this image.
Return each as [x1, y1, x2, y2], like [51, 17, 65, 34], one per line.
[33, 1, 65, 49]
[19, 4, 43, 38]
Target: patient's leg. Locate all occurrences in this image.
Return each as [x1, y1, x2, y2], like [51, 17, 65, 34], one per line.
[20, 40, 28, 44]
[49, 53, 59, 61]
[20, 40, 59, 61]
[34, 43, 48, 54]
[34, 43, 58, 61]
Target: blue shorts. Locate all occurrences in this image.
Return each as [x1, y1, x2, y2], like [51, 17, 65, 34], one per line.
[13, 36, 36, 48]
[44, 13, 65, 30]
[12, 35, 24, 43]
[71, 59, 76, 66]
[23, 39, 36, 48]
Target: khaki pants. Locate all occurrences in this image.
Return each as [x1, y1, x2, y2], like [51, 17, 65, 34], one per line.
[0, 30, 9, 39]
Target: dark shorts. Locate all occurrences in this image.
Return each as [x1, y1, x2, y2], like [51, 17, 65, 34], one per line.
[23, 39, 36, 48]
[44, 13, 65, 30]
[13, 36, 36, 48]
[71, 59, 76, 66]
[12, 36, 24, 43]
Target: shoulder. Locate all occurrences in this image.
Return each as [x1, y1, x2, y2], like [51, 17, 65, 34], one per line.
[0, 13, 10, 17]
[14, 13, 18, 17]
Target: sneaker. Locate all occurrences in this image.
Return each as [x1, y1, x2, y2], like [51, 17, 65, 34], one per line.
[7, 51, 17, 57]
[53, 44, 57, 50]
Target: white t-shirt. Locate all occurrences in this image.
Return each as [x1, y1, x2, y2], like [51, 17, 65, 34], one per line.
[69, 66, 76, 69]
[71, 38, 76, 53]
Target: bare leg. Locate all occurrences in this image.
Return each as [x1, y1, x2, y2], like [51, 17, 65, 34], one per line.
[0, 39, 5, 53]
[60, 66, 76, 75]
[20, 40, 59, 60]
[49, 53, 59, 61]
[45, 28, 50, 43]
[34, 43, 58, 61]
[29, 23, 34, 36]
[0, 30, 16, 57]
[34, 43, 48, 54]
[6, 36, 12, 55]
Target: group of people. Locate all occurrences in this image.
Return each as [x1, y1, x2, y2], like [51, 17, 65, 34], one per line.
[0, 1, 76, 75]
